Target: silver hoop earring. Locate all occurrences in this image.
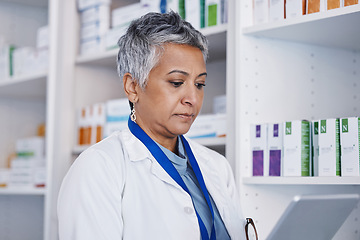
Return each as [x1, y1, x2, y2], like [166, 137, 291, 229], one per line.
[131, 108, 136, 122]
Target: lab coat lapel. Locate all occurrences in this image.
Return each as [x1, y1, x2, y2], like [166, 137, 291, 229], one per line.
[123, 129, 184, 190]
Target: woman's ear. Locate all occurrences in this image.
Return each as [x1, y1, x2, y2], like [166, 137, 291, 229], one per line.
[123, 73, 139, 104]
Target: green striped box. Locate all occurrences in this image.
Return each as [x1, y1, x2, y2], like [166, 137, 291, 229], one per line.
[340, 117, 360, 176]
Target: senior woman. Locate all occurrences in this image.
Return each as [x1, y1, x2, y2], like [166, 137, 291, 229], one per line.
[58, 11, 246, 240]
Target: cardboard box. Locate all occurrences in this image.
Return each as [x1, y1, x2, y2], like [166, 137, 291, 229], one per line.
[16, 137, 45, 160]
[327, 0, 343, 9]
[340, 117, 360, 176]
[285, 0, 306, 18]
[307, 0, 326, 14]
[105, 98, 130, 137]
[344, 0, 358, 6]
[267, 123, 283, 176]
[283, 120, 310, 176]
[318, 118, 341, 176]
[311, 120, 320, 176]
[250, 124, 268, 176]
[253, 0, 269, 24]
[269, 0, 285, 21]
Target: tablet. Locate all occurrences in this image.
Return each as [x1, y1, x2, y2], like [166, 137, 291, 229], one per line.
[266, 194, 360, 240]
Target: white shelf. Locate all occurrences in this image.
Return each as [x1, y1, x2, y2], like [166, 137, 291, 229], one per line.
[0, 71, 47, 100]
[0, 186, 46, 195]
[243, 176, 360, 185]
[242, 4, 360, 50]
[76, 24, 228, 66]
[0, 0, 47, 7]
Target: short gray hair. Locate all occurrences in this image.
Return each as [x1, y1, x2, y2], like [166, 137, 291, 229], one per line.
[117, 11, 208, 89]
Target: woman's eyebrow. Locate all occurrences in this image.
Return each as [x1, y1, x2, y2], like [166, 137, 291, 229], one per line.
[168, 70, 208, 78]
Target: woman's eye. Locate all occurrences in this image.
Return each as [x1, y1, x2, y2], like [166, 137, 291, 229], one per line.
[170, 81, 183, 88]
[195, 83, 206, 89]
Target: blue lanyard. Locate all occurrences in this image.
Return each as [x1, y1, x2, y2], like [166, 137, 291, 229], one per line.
[128, 118, 216, 240]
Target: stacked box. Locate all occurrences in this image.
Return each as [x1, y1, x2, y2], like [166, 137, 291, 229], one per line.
[285, 0, 306, 18]
[267, 123, 283, 176]
[269, 0, 285, 21]
[318, 118, 341, 176]
[311, 120, 320, 176]
[250, 124, 268, 176]
[105, 98, 130, 137]
[253, 0, 269, 25]
[283, 120, 310, 176]
[78, 1, 111, 55]
[186, 114, 226, 139]
[340, 117, 360, 176]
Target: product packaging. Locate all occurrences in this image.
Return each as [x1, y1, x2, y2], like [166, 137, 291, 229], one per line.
[186, 114, 226, 139]
[344, 0, 358, 6]
[253, 0, 269, 24]
[250, 124, 268, 176]
[318, 118, 341, 176]
[340, 117, 360, 176]
[327, 0, 343, 9]
[267, 123, 283, 176]
[213, 94, 226, 114]
[285, 0, 306, 18]
[307, 0, 326, 14]
[206, 0, 221, 27]
[105, 98, 130, 137]
[311, 120, 320, 176]
[283, 120, 310, 176]
[269, 0, 285, 21]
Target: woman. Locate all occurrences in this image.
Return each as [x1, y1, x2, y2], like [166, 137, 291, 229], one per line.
[58, 11, 246, 239]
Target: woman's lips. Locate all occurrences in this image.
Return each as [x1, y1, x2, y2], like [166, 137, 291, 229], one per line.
[175, 113, 194, 120]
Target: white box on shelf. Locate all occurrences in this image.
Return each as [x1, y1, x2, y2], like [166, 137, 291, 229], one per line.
[33, 167, 46, 187]
[36, 25, 49, 49]
[253, 0, 269, 25]
[311, 120, 320, 176]
[0, 45, 15, 81]
[105, 98, 130, 137]
[77, 0, 111, 11]
[250, 123, 268, 176]
[185, 0, 201, 29]
[267, 123, 283, 176]
[340, 117, 360, 176]
[16, 137, 45, 160]
[13, 47, 37, 77]
[318, 118, 341, 176]
[80, 21, 109, 40]
[104, 25, 128, 50]
[213, 94, 226, 114]
[112, 3, 150, 28]
[186, 113, 226, 139]
[285, 0, 306, 19]
[80, 37, 104, 55]
[269, 0, 285, 21]
[0, 168, 10, 187]
[80, 4, 110, 25]
[283, 120, 310, 176]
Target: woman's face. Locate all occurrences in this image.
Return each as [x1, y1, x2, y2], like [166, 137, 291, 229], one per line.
[135, 43, 207, 142]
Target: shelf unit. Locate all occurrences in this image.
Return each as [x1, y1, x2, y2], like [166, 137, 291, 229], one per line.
[234, 1, 360, 239]
[0, 1, 51, 239]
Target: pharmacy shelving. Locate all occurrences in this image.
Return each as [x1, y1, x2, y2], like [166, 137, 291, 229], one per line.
[0, 186, 46, 195]
[234, 0, 360, 239]
[0, 71, 47, 99]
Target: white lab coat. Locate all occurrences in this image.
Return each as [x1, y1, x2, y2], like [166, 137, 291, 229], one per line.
[58, 128, 246, 240]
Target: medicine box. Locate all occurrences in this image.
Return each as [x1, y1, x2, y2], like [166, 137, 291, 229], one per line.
[250, 124, 268, 176]
[80, 21, 109, 40]
[311, 120, 320, 176]
[185, 0, 201, 29]
[269, 0, 285, 21]
[186, 113, 226, 139]
[327, 0, 344, 10]
[104, 25, 128, 50]
[253, 0, 269, 25]
[213, 94, 226, 114]
[0, 45, 15, 81]
[16, 137, 45, 160]
[80, 4, 110, 25]
[36, 25, 49, 49]
[105, 98, 130, 137]
[267, 123, 283, 176]
[111, 3, 150, 28]
[285, 0, 306, 19]
[283, 120, 310, 176]
[77, 0, 111, 11]
[92, 103, 106, 144]
[206, 0, 221, 27]
[80, 37, 104, 55]
[318, 118, 341, 176]
[306, 0, 326, 14]
[344, 0, 358, 6]
[340, 117, 360, 176]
